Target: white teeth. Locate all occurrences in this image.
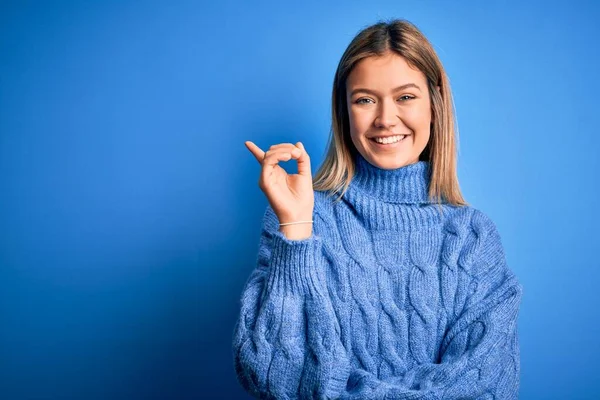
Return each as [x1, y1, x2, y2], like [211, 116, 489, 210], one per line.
[373, 135, 406, 144]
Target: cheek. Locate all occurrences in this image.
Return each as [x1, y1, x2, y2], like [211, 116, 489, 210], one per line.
[348, 114, 369, 149]
[416, 131, 431, 146]
[348, 112, 369, 136]
[406, 110, 432, 136]
[408, 105, 431, 123]
[413, 126, 431, 151]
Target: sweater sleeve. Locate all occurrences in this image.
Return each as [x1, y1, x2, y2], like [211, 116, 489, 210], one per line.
[340, 212, 524, 400]
[232, 204, 351, 399]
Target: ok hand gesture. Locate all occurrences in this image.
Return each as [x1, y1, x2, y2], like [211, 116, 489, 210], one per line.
[245, 141, 314, 227]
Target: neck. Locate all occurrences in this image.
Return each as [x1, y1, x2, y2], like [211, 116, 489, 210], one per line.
[349, 151, 433, 204]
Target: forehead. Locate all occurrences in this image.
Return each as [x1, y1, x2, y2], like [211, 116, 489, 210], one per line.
[346, 53, 427, 89]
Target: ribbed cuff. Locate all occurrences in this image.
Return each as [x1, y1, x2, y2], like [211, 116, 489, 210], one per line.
[265, 230, 327, 297]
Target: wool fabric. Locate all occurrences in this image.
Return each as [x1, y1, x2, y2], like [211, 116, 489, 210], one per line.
[233, 151, 523, 399]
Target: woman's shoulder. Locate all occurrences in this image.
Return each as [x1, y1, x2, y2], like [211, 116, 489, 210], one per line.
[441, 203, 515, 278]
[313, 189, 338, 219]
[441, 203, 501, 235]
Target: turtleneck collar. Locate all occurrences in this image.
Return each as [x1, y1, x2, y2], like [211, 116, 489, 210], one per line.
[348, 151, 434, 204]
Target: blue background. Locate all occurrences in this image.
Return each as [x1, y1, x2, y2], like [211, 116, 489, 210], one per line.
[1, 1, 598, 399]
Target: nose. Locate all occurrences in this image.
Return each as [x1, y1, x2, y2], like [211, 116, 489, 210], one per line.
[374, 97, 399, 129]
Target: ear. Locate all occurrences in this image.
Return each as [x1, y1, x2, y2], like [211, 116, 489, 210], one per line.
[436, 85, 441, 93]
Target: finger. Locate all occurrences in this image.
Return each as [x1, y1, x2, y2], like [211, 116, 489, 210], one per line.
[268, 143, 299, 157]
[263, 145, 298, 161]
[268, 143, 296, 150]
[245, 141, 265, 164]
[269, 143, 294, 149]
[254, 143, 296, 164]
[263, 149, 293, 166]
[294, 141, 311, 176]
[260, 151, 293, 187]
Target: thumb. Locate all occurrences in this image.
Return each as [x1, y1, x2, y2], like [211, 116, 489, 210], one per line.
[295, 141, 311, 176]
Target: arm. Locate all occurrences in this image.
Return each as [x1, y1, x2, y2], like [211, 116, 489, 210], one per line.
[341, 212, 524, 400]
[232, 205, 351, 399]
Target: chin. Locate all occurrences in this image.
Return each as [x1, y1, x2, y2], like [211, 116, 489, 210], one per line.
[357, 136, 421, 168]
[368, 153, 415, 170]
[379, 160, 410, 170]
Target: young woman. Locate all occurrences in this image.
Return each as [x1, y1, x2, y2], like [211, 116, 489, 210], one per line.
[235, 18, 523, 400]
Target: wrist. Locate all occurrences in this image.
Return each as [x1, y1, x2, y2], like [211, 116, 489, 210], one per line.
[278, 211, 314, 240]
[279, 223, 313, 240]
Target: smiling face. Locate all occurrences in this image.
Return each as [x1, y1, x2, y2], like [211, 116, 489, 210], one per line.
[346, 52, 433, 169]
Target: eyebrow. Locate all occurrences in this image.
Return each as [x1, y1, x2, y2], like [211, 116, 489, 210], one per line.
[350, 83, 422, 97]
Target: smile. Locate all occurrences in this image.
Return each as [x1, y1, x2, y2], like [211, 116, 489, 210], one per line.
[369, 134, 410, 149]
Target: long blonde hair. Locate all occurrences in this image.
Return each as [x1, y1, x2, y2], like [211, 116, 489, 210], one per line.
[313, 18, 468, 208]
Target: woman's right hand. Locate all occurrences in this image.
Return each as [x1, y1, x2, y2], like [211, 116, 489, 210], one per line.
[245, 141, 315, 228]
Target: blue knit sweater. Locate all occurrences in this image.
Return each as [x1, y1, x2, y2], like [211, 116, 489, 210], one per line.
[233, 152, 523, 399]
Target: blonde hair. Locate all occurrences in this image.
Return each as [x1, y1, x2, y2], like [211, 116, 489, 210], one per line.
[313, 18, 469, 208]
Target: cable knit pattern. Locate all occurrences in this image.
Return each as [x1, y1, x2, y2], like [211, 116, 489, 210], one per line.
[232, 151, 523, 399]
